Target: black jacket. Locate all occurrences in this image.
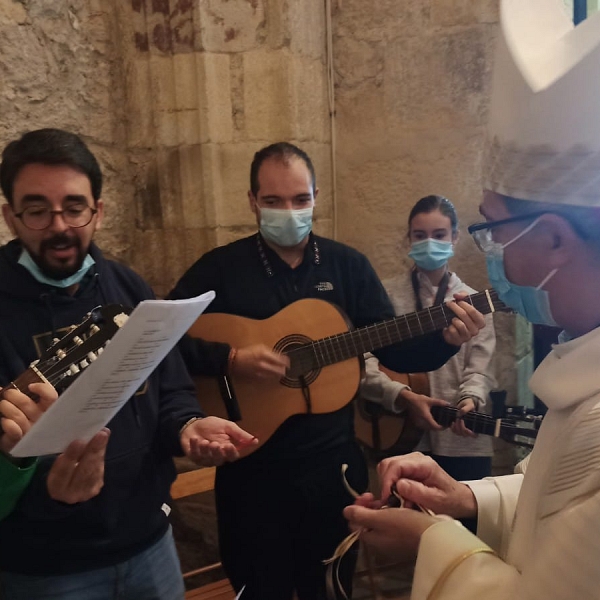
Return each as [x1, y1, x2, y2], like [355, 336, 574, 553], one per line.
[0, 239, 203, 575]
[169, 233, 458, 463]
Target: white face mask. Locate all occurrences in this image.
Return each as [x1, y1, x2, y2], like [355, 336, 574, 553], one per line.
[259, 207, 313, 247]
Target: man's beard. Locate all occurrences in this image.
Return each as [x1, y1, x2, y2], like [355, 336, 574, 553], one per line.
[27, 233, 86, 280]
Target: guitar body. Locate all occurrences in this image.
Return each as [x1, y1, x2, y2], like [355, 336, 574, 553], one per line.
[189, 299, 362, 456]
[354, 369, 429, 456]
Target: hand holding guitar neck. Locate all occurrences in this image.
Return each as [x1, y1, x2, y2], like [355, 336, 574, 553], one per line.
[0, 383, 57, 454]
[442, 293, 487, 347]
[449, 397, 479, 438]
[0, 304, 130, 451]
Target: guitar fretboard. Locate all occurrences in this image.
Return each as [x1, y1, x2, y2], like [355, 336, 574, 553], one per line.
[287, 289, 508, 376]
[431, 405, 539, 446]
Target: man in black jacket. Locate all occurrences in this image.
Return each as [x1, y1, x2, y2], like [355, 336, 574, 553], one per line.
[0, 128, 255, 600]
[169, 142, 484, 599]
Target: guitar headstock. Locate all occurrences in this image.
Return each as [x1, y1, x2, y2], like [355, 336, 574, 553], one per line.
[498, 406, 543, 448]
[30, 304, 132, 393]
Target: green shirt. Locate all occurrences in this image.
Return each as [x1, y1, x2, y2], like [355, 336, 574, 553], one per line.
[0, 452, 37, 520]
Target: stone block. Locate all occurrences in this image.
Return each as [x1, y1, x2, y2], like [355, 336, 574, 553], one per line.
[198, 0, 265, 53]
[153, 108, 181, 148]
[431, 0, 499, 26]
[382, 27, 493, 130]
[201, 142, 262, 228]
[334, 1, 431, 43]
[174, 109, 203, 147]
[177, 144, 210, 230]
[0, 0, 27, 25]
[243, 50, 329, 142]
[288, 0, 326, 59]
[198, 52, 234, 143]
[132, 226, 210, 296]
[124, 57, 155, 148]
[243, 49, 294, 141]
[172, 53, 201, 111]
[148, 54, 179, 113]
[291, 58, 330, 143]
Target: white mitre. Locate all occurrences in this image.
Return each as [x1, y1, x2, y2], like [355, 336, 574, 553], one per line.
[485, 0, 600, 206]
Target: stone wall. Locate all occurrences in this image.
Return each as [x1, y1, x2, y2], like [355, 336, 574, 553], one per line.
[0, 0, 332, 297]
[332, 0, 527, 407]
[0, 0, 526, 406]
[0, 0, 135, 264]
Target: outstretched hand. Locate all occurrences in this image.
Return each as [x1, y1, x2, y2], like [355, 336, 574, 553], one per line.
[180, 416, 258, 466]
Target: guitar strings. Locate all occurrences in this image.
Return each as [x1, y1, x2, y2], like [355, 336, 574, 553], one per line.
[286, 290, 505, 373]
[33, 336, 102, 385]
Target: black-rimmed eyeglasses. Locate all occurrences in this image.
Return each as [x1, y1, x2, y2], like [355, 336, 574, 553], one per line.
[14, 206, 98, 231]
[467, 211, 548, 252]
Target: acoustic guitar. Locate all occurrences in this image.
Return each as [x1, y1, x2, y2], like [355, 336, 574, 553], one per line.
[356, 373, 541, 456]
[0, 304, 130, 435]
[354, 368, 430, 456]
[189, 289, 510, 457]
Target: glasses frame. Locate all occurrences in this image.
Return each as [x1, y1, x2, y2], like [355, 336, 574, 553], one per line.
[467, 211, 548, 252]
[13, 206, 98, 231]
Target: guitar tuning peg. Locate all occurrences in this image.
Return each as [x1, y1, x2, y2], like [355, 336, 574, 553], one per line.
[69, 364, 80, 375]
[73, 336, 83, 346]
[52, 338, 60, 345]
[56, 349, 66, 359]
[87, 352, 97, 362]
[97, 347, 104, 354]
[90, 324, 100, 335]
[79, 359, 89, 369]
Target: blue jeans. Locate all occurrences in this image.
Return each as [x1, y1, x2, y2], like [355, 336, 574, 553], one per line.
[0, 527, 185, 600]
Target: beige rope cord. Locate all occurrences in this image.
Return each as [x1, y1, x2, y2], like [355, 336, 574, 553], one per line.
[324, 464, 435, 599]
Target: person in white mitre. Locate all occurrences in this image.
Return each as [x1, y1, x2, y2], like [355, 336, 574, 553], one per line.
[344, 1, 600, 599]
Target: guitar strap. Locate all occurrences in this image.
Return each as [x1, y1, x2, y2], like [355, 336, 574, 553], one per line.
[411, 268, 449, 311]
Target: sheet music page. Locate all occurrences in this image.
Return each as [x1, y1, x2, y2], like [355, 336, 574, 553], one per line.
[11, 291, 215, 457]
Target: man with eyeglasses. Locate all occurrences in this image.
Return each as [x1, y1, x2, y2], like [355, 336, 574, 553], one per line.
[344, 1, 600, 599]
[0, 128, 255, 600]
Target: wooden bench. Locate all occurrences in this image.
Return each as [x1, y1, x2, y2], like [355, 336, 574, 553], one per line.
[171, 467, 236, 600]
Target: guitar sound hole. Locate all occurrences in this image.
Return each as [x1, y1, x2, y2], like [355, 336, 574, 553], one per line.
[274, 335, 320, 389]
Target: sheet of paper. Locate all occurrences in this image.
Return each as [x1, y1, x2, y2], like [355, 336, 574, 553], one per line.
[11, 291, 215, 457]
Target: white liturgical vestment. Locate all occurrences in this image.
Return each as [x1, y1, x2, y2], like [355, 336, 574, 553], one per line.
[410, 326, 600, 600]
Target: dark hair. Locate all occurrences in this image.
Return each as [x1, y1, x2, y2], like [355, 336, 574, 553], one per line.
[249, 142, 316, 196]
[408, 195, 458, 233]
[0, 128, 103, 205]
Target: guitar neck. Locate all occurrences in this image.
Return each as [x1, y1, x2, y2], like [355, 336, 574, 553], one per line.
[289, 289, 506, 375]
[431, 405, 539, 447]
[0, 367, 46, 398]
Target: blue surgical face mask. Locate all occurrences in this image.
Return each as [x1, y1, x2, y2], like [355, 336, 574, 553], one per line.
[18, 249, 95, 289]
[408, 239, 454, 271]
[259, 207, 313, 247]
[484, 218, 558, 326]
